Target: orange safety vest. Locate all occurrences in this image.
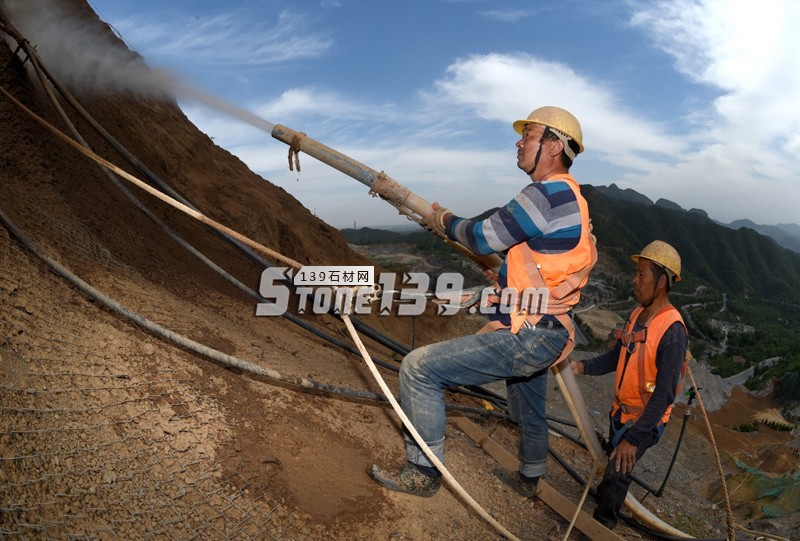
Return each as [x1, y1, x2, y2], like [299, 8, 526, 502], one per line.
[612, 304, 688, 425]
[480, 174, 597, 365]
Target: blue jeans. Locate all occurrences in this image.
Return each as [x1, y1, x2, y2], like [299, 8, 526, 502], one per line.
[399, 324, 569, 478]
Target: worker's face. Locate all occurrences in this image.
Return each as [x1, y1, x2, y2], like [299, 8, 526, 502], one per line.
[516, 124, 546, 176]
[632, 258, 660, 305]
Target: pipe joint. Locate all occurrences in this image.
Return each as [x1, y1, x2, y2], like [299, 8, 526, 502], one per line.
[369, 171, 411, 208]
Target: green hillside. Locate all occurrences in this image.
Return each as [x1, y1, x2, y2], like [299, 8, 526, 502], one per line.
[343, 227, 431, 246]
[581, 185, 800, 303]
[344, 187, 800, 303]
[341, 186, 800, 396]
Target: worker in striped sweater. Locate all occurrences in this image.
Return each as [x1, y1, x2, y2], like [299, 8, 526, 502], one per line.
[370, 106, 597, 498]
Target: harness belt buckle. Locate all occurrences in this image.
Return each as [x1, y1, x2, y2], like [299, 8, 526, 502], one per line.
[510, 309, 529, 334]
[617, 403, 643, 415]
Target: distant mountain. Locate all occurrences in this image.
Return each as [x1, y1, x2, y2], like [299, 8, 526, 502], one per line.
[726, 218, 758, 229]
[581, 185, 800, 302]
[593, 184, 800, 255]
[725, 219, 800, 254]
[593, 183, 653, 206]
[655, 198, 683, 211]
[777, 223, 800, 238]
[341, 226, 419, 244]
[344, 185, 800, 303]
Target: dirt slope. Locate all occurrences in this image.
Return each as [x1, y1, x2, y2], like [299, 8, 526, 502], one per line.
[0, 1, 796, 540]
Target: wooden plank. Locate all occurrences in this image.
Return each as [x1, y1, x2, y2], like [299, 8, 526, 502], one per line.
[452, 416, 623, 541]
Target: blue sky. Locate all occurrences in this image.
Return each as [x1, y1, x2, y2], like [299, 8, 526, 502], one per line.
[16, 1, 800, 229]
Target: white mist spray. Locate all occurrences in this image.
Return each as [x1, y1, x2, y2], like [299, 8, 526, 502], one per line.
[171, 82, 276, 133]
[1, 0, 276, 133]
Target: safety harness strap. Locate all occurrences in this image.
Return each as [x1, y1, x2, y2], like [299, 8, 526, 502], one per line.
[612, 305, 689, 421]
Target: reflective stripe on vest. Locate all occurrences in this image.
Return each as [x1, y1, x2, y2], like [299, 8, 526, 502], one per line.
[501, 175, 597, 365]
[612, 305, 687, 425]
[505, 175, 595, 309]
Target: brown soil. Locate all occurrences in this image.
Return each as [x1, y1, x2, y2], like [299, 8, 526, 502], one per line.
[0, 2, 797, 540]
[575, 307, 623, 343]
[705, 388, 792, 453]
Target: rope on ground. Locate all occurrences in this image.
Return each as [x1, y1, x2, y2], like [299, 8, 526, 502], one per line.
[686, 365, 735, 541]
[340, 313, 521, 541]
[734, 523, 789, 541]
[562, 458, 601, 541]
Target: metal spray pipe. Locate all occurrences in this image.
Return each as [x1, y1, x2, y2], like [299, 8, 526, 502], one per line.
[271, 124, 504, 273]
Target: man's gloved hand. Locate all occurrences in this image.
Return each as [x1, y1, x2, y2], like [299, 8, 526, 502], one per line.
[421, 202, 453, 239]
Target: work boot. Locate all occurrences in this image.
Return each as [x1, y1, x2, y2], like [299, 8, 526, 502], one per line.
[368, 462, 441, 497]
[493, 466, 540, 498]
[592, 508, 617, 529]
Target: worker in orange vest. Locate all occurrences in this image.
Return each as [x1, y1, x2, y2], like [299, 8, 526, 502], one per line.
[571, 240, 689, 529]
[370, 106, 596, 498]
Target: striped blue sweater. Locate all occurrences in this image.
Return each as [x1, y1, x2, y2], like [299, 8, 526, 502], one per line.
[445, 179, 583, 323]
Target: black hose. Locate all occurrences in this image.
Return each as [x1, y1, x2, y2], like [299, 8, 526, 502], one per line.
[546, 413, 578, 428]
[6, 203, 727, 541]
[13, 27, 519, 414]
[349, 316, 411, 354]
[6, 23, 421, 390]
[447, 386, 508, 413]
[548, 445, 730, 541]
[655, 389, 696, 497]
[547, 420, 589, 449]
[1, 209, 514, 422]
[16, 37, 412, 389]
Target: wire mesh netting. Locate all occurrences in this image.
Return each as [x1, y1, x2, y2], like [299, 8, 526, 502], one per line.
[0, 225, 315, 540]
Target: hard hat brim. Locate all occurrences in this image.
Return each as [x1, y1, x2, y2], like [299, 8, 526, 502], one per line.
[631, 254, 682, 281]
[513, 119, 530, 135]
[512, 119, 585, 154]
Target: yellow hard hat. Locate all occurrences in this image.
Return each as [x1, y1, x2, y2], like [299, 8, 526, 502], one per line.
[513, 106, 584, 159]
[631, 240, 682, 282]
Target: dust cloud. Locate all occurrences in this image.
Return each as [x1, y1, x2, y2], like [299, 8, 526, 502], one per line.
[2, 0, 173, 97]
[1, 0, 275, 132]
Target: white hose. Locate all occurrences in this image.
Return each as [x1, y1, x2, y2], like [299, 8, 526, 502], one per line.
[0, 78, 523, 540]
[340, 314, 521, 541]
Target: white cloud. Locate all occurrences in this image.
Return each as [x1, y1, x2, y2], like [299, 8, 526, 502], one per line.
[111, 9, 332, 67]
[624, 0, 800, 222]
[477, 9, 535, 22]
[631, 1, 800, 148]
[253, 88, 399, 128]
[425, 52, 686, 159]
[175, 6, 799, 227]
